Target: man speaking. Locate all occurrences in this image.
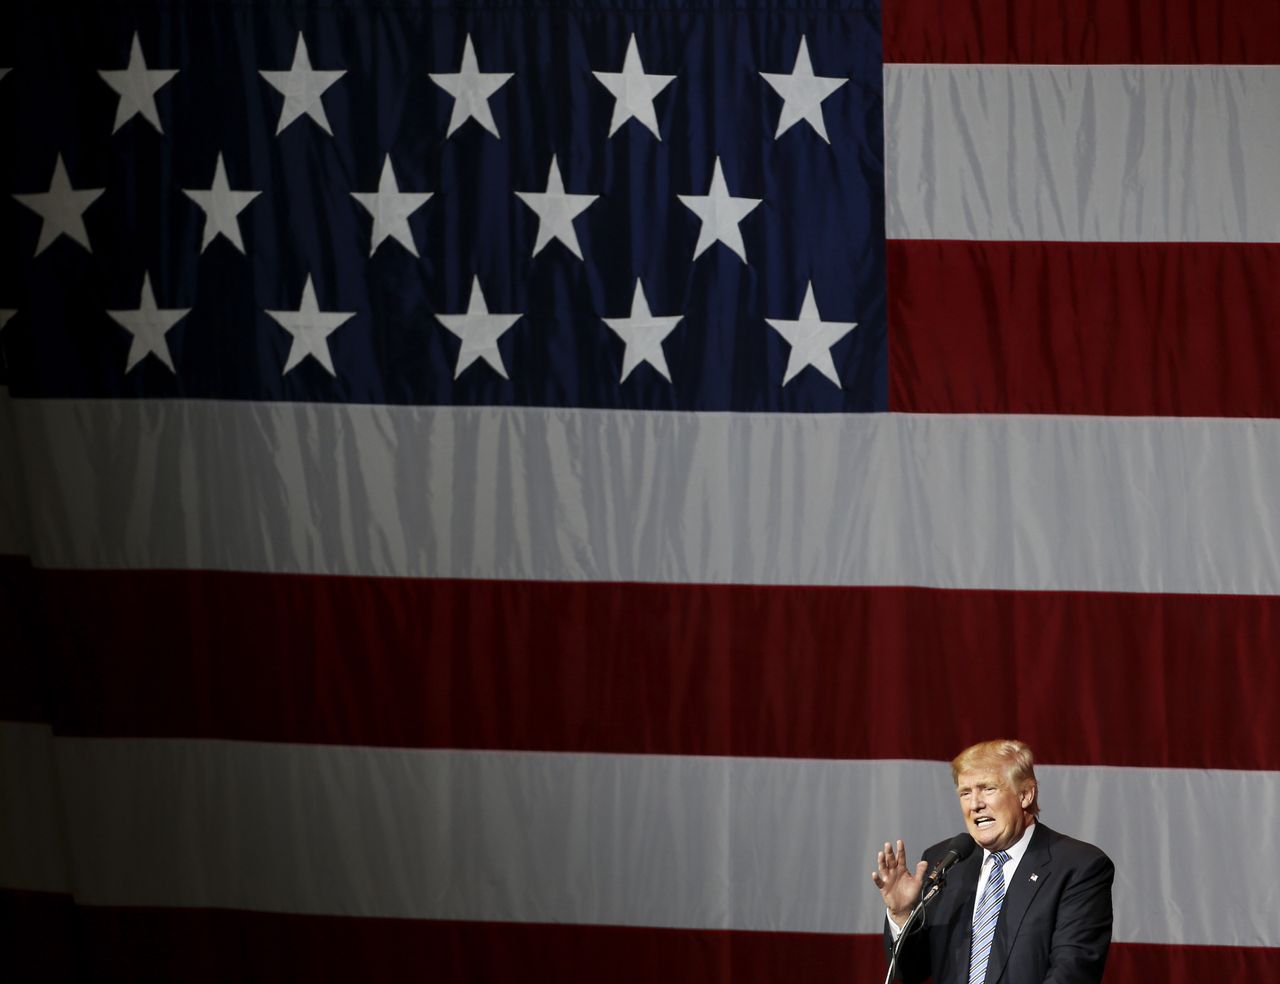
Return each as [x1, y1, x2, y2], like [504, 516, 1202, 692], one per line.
[872, 739, 1114, 983]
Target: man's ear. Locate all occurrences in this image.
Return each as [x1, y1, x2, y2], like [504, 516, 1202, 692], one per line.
[1020, 781, 1037, 809]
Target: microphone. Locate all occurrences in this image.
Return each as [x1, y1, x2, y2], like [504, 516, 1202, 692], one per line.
[884, 834, 977, 984]
[922, 833, 977, 892]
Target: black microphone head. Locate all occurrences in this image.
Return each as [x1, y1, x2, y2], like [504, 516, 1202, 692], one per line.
[919, 833, 979, 902]
[924, 833, 978, 891]
[946, 833, 977, 862]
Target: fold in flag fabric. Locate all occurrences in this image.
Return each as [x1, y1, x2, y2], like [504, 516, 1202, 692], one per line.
[1, 1, 1278, 981]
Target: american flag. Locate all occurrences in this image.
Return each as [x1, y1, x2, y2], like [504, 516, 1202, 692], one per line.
[1, 0, 1278, 980]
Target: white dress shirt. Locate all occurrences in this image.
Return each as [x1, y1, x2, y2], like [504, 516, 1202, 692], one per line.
[972, 820, 1036, 914]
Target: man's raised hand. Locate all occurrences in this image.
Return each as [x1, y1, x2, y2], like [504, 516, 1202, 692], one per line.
[872, 839, 929, 927]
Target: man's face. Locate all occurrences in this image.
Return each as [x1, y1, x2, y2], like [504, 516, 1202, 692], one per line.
[955, 767, 1033, 852]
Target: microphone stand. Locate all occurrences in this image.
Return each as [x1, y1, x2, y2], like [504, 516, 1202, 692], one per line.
[881, 873, 948, 984]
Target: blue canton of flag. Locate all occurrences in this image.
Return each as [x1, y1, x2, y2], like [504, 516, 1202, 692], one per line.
[1, 0, 885, 412]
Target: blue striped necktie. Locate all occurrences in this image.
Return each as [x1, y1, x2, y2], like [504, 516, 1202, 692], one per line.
[969, 850, 1011, 984]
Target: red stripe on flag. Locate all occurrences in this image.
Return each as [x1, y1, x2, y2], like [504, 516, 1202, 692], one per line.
[0, 898, 875, 983]
[3, 892, 1277, 984]
[0, 555, 46, 723]
[887, 241, 1280, 416]
[884, 0, 1280, 64]
[38, 569, 1280, 769]
[0, 891, 76, 984]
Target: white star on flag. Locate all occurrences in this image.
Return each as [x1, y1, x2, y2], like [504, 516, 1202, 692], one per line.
[435, 277, 522, 379]
[264, 275, 356, 377]
[592, 34, 676, 140]
[429, 35, 513, 139]
[351, 155, 433, 257]
[182, 153, 261, 254]
[603, 280, 682, 383]
[260, 33, 346, 136]
[677, 156, 762, 264]
[760, 36, 847, 143]
[765, 280, 857, 387]
[515, 155, 599, 259]
[13, 154, 105, 256]
[98, 32, 178, 135]
[106, 272, 191, 374]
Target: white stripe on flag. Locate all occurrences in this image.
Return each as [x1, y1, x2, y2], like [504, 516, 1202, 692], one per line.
[14, 400, 1280, 595]
[1, 722, 1276, 947]
[885, 64, 1280, 243]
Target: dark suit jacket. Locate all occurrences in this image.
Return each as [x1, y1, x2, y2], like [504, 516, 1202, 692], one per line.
[885, 823, 1113, 984]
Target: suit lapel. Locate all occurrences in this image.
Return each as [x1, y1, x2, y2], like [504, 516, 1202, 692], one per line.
[984, 823, 1052, 984]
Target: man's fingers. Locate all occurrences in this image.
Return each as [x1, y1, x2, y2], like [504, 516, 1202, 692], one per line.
[915, 860, 929, 878]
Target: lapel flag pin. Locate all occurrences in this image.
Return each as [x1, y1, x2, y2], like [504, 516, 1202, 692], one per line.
[1030, 873, 1038, 882]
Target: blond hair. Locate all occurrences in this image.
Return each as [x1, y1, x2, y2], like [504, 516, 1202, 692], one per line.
[951, 738, 1040, 816]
